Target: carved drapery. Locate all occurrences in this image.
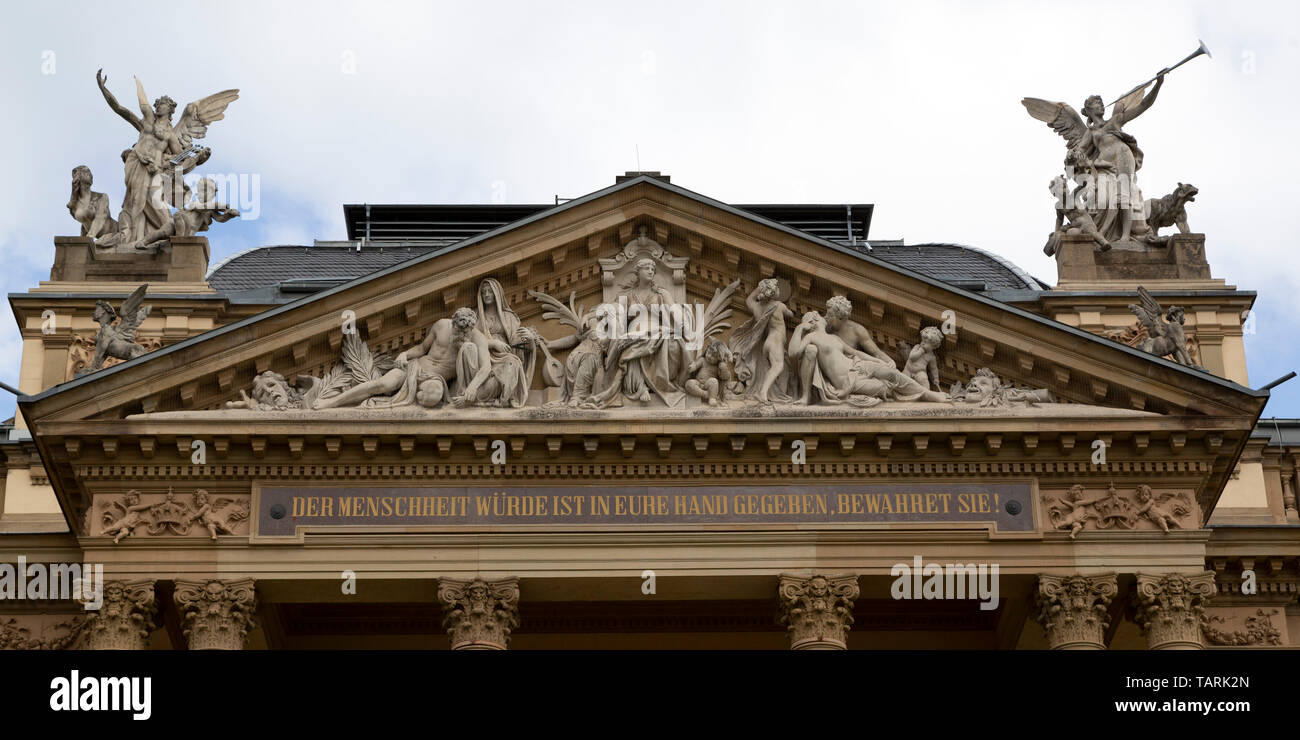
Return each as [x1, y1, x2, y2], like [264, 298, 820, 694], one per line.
[79, 580, 156, 650]
[437, 577, 520, 650]
[1131, 572, 1216, 650]
[174, 579, 258, 650]
[777, 573, 860, 650]
[1035, 574, 1117, 649]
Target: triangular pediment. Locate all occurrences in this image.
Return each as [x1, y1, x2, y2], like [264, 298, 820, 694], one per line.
[23, 176, 1265, 428]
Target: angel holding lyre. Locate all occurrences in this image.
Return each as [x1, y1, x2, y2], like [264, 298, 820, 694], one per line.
[95, 69, 238, 248]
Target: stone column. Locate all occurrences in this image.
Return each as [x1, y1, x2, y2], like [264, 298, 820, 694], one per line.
[437, 577, 520, 650]
[1131, 572, 1216, 650]
[1034, 574, 1117, 650]
[79, 580, 156, 650]
[174, 579, 258, 650]
[777, 573, 860, 650]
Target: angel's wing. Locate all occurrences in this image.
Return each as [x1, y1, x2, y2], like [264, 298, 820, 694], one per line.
[1111, 84, 1149, 121]
[528, 290, 583, 331]
[1131, 287, 1167, 336]
[695, 279, 741, 344]
[174, 89, 240, 150]
[116, 284, 151, 341]
[1021, 98, 1087, 149]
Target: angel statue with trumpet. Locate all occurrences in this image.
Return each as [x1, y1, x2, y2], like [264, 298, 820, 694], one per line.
[1025, 41, 1210, 253]
[93, 69, 239, 249]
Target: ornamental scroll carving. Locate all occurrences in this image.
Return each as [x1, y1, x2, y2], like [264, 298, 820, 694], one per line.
[174, 579, 257, 650]
[1202, 608, 1283, 646]
[1131, 572, 1216, 649]
[0, 615, 86, 650]
[1035, 574, 1117, 649]
[777, 573, 860, 649]
[79, 580, 157, 650]
[97, 488, 250, 543]
[437, 577, 520, 650]
[1043, 483, 1198, 538]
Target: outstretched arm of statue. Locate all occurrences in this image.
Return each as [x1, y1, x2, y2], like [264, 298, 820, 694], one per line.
[1120, 69, 1166, 125]
[134, 77, 154, 124]
[97, 69, 142, 130]
[854, 325, 896, 367]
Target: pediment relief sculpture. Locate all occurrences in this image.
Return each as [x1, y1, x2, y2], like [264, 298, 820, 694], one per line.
[195, 233, 1101, 420]
[1043, 483, 1198, 538]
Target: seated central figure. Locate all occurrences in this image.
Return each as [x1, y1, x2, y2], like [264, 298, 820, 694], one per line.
[789, 311, 950, 406]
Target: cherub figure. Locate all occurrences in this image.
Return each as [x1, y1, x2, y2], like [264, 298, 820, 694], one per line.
[143, 177, 239, 247]
[102, 491, 152, 544]
[187, 490, 249, 540]
[89, 284, 152, 373]
[902, 326, 943, 391]
[1133, 484, 1189, 533]
[1045, 484, 1102, 539]
[685, 339, 735, 406]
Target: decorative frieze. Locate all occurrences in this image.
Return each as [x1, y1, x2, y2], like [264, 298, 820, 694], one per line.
[174, 579, 258, 650]
[79, 580, 156, 650]
[777, 573, 860, 650]
[1131, 572, 1216, 650]
[1043, 483, 1198, 538]
[1202, 608, 1283, 646]
[0, 615, 86, 650]
[437, 577, 520, 650]
[96, 488, 250, 542]
[1035, 574, 1117, 649]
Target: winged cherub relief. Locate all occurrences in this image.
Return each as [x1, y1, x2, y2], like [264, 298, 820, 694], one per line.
[87, 284, 152, 374]
[94, 69, 238, 249]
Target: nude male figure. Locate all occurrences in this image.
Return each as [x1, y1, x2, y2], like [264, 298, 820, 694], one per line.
[313, 307, 496, 409]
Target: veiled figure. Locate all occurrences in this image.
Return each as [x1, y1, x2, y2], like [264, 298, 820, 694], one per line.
[475, 278, 534, 408]
[612, 258, 690, 406]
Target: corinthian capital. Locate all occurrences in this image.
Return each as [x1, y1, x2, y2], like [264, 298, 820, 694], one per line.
[777, 573, 860, 650]
[437, 577, 520, 650]
[1131, 572, 1216, 650]
[1035, 574, 1118, 649]
[174, 579, 258, 650]
[79, 580, 156, 650]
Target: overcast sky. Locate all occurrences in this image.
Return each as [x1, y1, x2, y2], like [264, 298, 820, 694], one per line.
[2, 0, 1297, 419]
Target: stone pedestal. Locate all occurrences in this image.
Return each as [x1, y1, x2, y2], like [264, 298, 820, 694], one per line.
[777, 573, 859, 650]
[1034, 574, 1117, 650]
[1131, 572, 1216, 650]
[1056, 233, 1214, 287]
[49, 235, 211, 285]
[79, 580, 157, 650]
[174, 579, 258, 650]
[437, 577, 520, 650]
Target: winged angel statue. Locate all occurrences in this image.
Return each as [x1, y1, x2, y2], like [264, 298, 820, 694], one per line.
[1126, 286, 1201, 369]
[88, 284, 151, 373]
[1023, 72, 1166, 252]
[90, 69, 239, 249]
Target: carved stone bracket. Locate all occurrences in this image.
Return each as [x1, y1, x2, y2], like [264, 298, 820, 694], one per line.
[1035, 574, 1118, 649]
[174, 578, 258, 650]
[1131, 572, 1216, 650]
[437, 577, 520, 650]
[79, 580, 157, 650]
[777, 573, 860, 650]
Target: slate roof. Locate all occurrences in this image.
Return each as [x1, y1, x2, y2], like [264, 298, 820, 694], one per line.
[207, 238, 1048, 303]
